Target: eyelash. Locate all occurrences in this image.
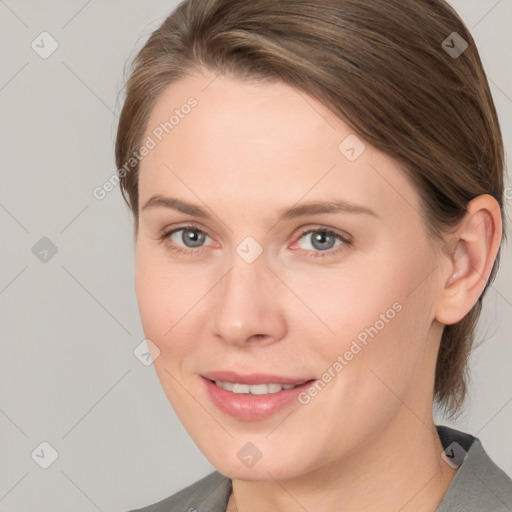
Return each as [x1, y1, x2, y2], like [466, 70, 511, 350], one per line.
[159, 224, 352, 259]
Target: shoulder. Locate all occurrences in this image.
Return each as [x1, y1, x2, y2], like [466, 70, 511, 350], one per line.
[127, 470, 232, 512]
[436, 425, 512, 512]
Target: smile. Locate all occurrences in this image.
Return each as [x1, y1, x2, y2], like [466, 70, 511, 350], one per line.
[202, 376, 316, 420]
[213, 380, 306, 394]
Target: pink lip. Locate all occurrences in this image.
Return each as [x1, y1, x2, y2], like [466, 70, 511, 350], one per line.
[202, 370, 312, 385]
[201, 372, 316, 421]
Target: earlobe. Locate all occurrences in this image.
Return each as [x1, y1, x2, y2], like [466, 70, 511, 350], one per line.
[435, 194, 502, 326]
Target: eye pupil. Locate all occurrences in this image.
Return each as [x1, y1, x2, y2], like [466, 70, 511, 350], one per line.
[311, 231, 336, 251]
[183, 229, 205, 247]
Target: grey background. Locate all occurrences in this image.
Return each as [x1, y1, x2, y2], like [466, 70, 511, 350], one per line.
[0, 1, 510, 511]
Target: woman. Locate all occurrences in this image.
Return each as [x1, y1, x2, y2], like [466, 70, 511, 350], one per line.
[116, 0, 512, 510]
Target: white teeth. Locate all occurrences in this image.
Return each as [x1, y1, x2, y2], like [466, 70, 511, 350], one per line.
[267, 383, 282, 393]
[247, 384, 270, 395]
[232, 383, 250, 393]
[214, 380, 303, 394]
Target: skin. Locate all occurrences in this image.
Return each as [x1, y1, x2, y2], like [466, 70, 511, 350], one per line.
[134, 68, 502, 512]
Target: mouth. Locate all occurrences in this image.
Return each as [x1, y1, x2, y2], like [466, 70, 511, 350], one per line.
[201, 370, 314, 387]
[200, 371, 316, 421]
[209, 379, 309, 394]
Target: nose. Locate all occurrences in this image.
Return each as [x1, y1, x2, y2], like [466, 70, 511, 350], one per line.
[212, 249, 287, 348]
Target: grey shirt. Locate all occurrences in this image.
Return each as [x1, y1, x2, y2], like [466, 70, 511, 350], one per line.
[128, 426, 512, 511]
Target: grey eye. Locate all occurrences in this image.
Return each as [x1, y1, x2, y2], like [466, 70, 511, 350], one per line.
[297, 230, 343, 252]
[169, 228, 208, 248]
[182, 228, 206, 247]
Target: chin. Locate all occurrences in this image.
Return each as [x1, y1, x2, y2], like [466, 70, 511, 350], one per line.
[214, 458, 302, 482]
[196, 436, 319, 482]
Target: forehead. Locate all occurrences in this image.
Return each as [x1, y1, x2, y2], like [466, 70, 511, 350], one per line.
[138, 69, 422, 221]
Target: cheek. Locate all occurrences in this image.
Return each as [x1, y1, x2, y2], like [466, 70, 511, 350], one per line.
[134, 244, 207, 355]
[290, 251, 417, 346]
[305, 243, 437, 383]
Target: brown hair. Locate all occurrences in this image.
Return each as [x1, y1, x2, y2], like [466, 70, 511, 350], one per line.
[115, 0, 505, 415]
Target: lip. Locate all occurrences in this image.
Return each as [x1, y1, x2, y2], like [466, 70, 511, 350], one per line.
[201, 370, 312, 385]
[201, 371, 316, 421]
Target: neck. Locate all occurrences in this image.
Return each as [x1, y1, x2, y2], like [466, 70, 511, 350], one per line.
[227, 410, 457, 512]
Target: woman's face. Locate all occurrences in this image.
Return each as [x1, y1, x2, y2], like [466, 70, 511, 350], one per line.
[135, 69, 446, 480]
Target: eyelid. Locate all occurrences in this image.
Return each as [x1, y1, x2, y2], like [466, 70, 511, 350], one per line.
[160, 222, 351, 242]
[160, 222, 352, 257]
[288, 225, 352, 258]
[293, 224, 353, 244]
[159, 222, 209, 238]
[159, 223, 213, 245]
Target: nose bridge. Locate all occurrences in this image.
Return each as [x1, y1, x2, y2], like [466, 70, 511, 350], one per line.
[212, 243, 286, 346]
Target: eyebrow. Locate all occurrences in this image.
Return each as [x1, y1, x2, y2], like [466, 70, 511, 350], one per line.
[141, 194, 379, 221]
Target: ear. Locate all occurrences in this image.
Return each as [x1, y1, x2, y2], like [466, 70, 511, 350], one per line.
[435, 194, 502, 325]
